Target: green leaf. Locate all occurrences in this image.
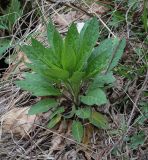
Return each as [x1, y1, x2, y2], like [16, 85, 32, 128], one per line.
[130, 131, 145, 149]
[0, 39, 10, 56]
[0, 23, 8, 30]
[61, 45, 76, 73]
[72, 121, 84, 142]
[85, 38, 115, 78]
[15, 73, 60, 96]
[30, 38, 63, 70]
[88, 38, 113, 61]
[47, 21, 63, 62]
[136, 113, 148, 125]
[140, 102, 148, 113]
[107, 38, 126, 71]
[85, 52, 109, 78]
[22, 43, 70, 81]
[48, 114, 61, 129]
[69, 71, 85, 96]
[109, 11, 125, 28]
[47, 66, 70, 80]
[22, 45, 69, 82]
[89, 111, 108, 129]
[28, 99, 58, 115]
[31, 38, 56, 66]
[61, 23, 79, 73]
[21, 45, 36, 61]
[5, 0, 22, 31]
[90, 72, 116, 89]
[21, 44, 53, 70]
[22, 44, 69, 80]
[65, 23, 79, 53]
[76, 17, 99, 70]
[80, 88, 108, 106]
[142, 0, 148, 32]
[76, 107, 91, 119]
[26, 62, 56, 82]
[50, 107, 65, 119]
[69, 71, 85, 83]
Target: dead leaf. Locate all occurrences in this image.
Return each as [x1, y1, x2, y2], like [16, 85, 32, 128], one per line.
[82, 124, 94, 145]
[61, 149, 87, 160]
[1, 107, 37, 136]
[48, 121, 67, 155]
[89, 3, 109, 14]
[2, 51, 30, 80]
[53, 11, 77, 27]
[53, 11, 89, 28]
[115, 76, 124, 91]
[49, 135, 63, 155]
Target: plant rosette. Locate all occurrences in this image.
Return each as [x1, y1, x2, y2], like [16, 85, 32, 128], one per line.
[16, 17, 126, 142]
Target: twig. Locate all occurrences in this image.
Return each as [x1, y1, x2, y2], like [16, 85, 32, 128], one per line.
[47, 0, 116, 37]
[125, 4, 134, 38]
[34, 123, 99, 155]
[105, 70, 148, 157]
[69, 3, 92, 17]
[82, 0, 116, 37]
[127, 70, 148, 126]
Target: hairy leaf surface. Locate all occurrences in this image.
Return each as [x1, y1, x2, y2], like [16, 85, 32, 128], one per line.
[89, 72, 116, 89]
[28, 99, 58, 115]
[76, 17, 99, 70]
[48, 114, 61, 129]
[80, 88, 108, 106]
[76, 107, 91, 119]
[89, 111, 108, 129]
[107, 38, 126, 71]
[15, 73, 60, 96]
[72, 121, 84, 142]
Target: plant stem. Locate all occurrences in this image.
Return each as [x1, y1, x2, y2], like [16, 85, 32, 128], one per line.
[64, 82, 77, 105]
